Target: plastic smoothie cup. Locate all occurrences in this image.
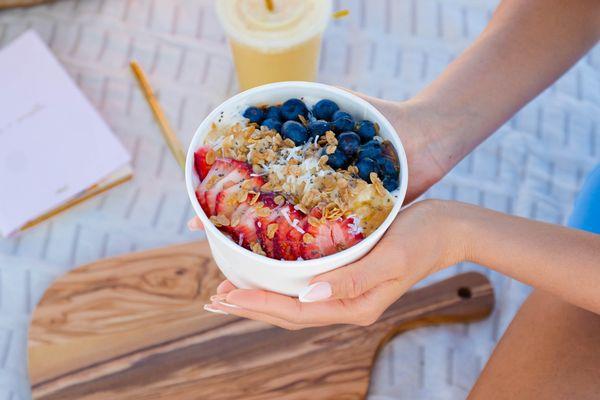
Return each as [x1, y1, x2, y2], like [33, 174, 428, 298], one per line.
[216, 0, 333, 91]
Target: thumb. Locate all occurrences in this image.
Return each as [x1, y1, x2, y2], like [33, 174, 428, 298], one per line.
[336, 86, 387, 108]
[299, 256, 398, 302]
[187, 217, 204, 231]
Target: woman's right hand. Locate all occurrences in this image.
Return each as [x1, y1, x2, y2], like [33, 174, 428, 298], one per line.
[346, 93, 449, 204]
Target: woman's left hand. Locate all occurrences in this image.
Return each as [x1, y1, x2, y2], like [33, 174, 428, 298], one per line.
[204, 200, 468, 329]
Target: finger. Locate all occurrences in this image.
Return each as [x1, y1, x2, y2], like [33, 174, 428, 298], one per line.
[221, 279, 405, 326]
[342, 278, 410, 325]
[286, 279, 406, 325]
[335, 86, 381, 104]
[206, 301, 309, 330]
[187, 217, 204, 231]
[302, 242, 401, 301]
[223, 288, 350, 325]
[216, 279, 236, 294]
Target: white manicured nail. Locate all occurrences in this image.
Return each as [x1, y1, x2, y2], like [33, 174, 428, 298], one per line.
[204, 304, 228, 315]
[218, 301, 241, 309]
[299, 282, 332, 303]
[187, 218, 202, 231]
[210, 294, 226, 302]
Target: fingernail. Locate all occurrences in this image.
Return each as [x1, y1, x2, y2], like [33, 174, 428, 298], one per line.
[216, 280, 235, 294]
[299, 282, 332, 303]
[209, 294, 241, 308]
[210, 294, 227, 302]
[218, 301, 241, 309]
[187, 219, 202, 231]
[204, 304, 228, 315]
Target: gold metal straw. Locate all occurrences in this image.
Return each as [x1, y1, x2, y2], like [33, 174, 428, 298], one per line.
[332, 9, 350, 19]
[130, 60, 187, 172]
[264, 0, 274, 12]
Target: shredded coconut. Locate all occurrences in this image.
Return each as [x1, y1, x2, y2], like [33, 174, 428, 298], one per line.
[347, 215, 363, 235]
[291, 218, 306, 234]
[208, 136, 225, 151]
[280, 207, 305, 234]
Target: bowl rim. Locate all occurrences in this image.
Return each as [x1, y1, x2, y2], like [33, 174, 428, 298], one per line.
[185, 81, 409, 271]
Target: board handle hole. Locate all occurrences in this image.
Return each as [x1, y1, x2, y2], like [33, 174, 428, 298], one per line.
[457, 287, 472, 299]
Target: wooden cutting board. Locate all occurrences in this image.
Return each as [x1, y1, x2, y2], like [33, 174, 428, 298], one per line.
[28, 240, 494, 400]
[0, 0, 54, 9]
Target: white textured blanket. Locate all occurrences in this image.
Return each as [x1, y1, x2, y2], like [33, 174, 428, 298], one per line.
[0, 1, 598, 399]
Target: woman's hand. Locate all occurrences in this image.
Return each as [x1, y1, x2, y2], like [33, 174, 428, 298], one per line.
[205, 200, 468, 329]
[346, 94, 448, 204]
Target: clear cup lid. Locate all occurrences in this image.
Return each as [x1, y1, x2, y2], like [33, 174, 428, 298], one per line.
[216, 0, 333, 51]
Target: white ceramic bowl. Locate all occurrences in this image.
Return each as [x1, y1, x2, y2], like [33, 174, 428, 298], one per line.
[185, 82, 408, 296]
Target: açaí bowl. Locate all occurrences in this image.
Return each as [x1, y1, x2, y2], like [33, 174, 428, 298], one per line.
[185, 81, 408, 296]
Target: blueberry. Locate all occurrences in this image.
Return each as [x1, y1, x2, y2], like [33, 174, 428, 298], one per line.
[337, 132, 361, 157]
[261, 118, 282, 133]
[382, 175, 400, 191]
[381, 140, 400, 164]
[326, 148, 350, 170]
[312, 99, 339, 121]
[332, 110, 351, 120]
[356, 158, 379, 182]
[356, 120, 377, 142]
[377, 157, 398, 178]
[332, 113, 355, 133]
[281, 121, 309, 145]
[308, 120, 331, 138]
[264, 106, 282, 121]
[280, 98, 308, 121]
[243, 106, 264, 124]
[358, 140, 383, 160]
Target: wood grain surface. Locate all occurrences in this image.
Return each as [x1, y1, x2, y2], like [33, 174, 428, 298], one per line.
[28, 240, 494, 400]
[0, 0, 54, 9]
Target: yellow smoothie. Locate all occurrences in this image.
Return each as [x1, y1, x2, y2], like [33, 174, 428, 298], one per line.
[216, 0, 333, 91]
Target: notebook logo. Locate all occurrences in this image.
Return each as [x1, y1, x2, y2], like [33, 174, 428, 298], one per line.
[0, 103, 45, 136]
[56, 185, 69, 194]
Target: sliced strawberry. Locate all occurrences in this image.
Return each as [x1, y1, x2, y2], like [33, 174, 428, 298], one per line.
[214, 182, 242, 219]
[229, 205, 259, 249]
[283, 215, 306, 260]
[204, 160, 251, 216]
[195, 189, 210, 216]
[302, 210, 364, 260]
[215, 176, 265, 219]
[301, 211, 336, 260]
[228, 203, 251, 236]
[255, 193, 281, 258]
[194, 146, 213, 181]
[274, 205, 307, 261]
[259, 193, 279, 210]
[196, 159, 234, 215]
[330, 216, 364, 252]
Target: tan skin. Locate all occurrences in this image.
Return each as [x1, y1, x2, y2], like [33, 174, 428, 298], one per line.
[190, 0, 600, 396]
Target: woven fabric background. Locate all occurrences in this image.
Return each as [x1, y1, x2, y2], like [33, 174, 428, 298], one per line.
[0, 1, 598, 399]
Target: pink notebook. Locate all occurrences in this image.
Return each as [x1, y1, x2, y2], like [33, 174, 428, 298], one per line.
[0, 31, 132, 236]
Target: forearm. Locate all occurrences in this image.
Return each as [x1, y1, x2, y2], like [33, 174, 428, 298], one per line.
[412, 0, 600, 173]
[452, 202, 600, 313]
